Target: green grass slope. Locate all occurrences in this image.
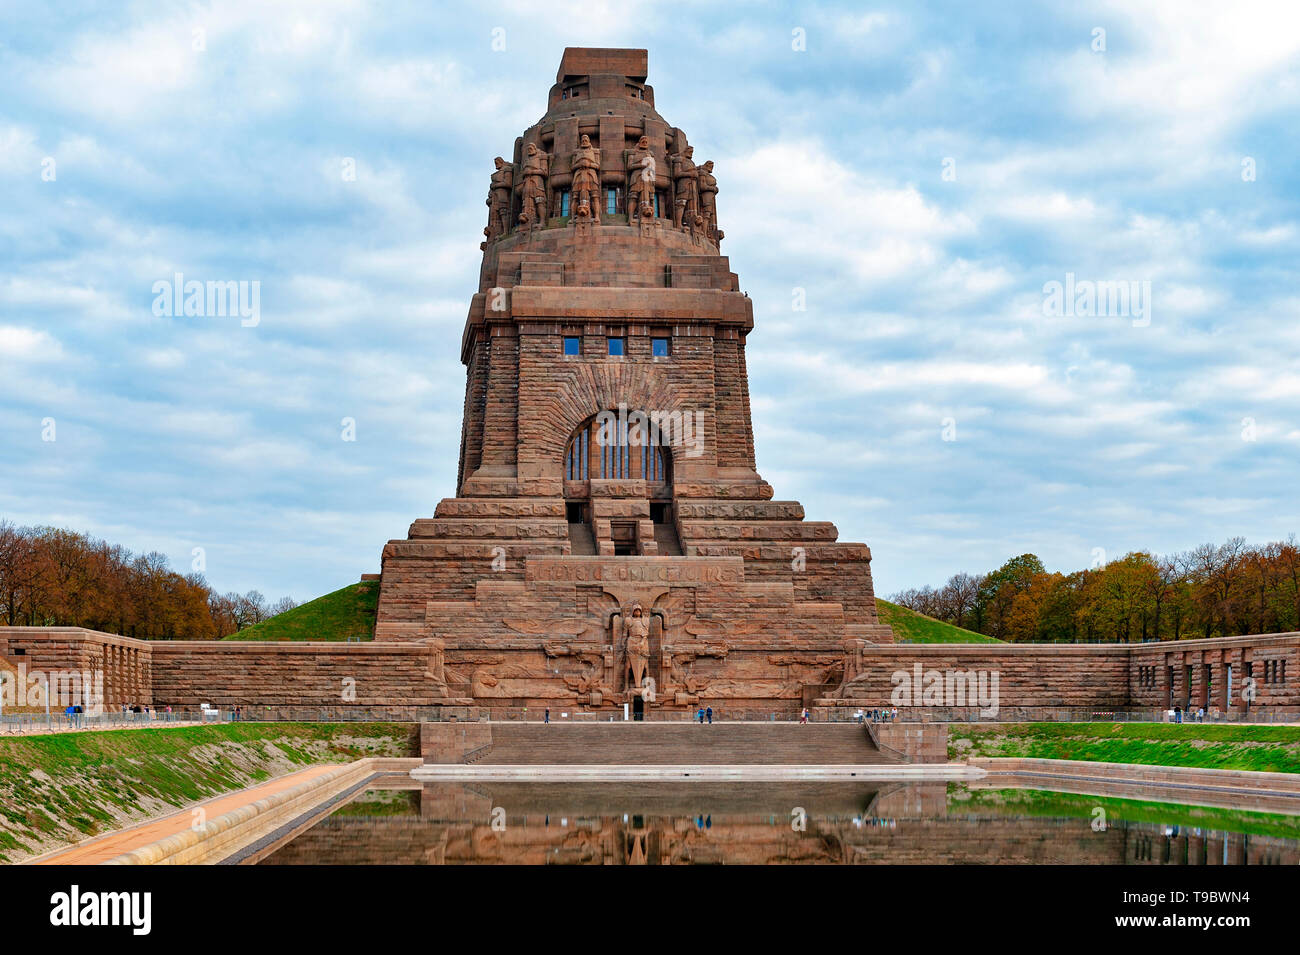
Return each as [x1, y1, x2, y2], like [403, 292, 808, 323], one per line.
[876, 598, 1002, 643]
[950, 722, 1300, 773]
[0, 722, 416, 863]
[223, 581, 378, 641]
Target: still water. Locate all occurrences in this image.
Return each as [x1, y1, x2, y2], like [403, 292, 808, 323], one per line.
[259, 778, 1300, 865]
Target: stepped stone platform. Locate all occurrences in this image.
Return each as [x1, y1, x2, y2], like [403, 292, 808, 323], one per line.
[419, 720, 905, 766]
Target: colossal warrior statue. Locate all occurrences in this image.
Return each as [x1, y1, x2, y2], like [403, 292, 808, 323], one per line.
[569, 133, 602, 222]
[697, 159, 719, 241]
[670, 145, 700, 230]
[485, 156, 513, 242]
[625, 134, 656, 220]
[374, 48, 893, 721]
[517, 142, 550, 226]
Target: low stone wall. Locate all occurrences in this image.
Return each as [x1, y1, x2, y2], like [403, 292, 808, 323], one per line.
[3, 626, 1298, 718]
[870, 722, 949, 763]
[148, 641, 446, 709]
[421, 721, 493, 763]
[0, 627, 151, 707]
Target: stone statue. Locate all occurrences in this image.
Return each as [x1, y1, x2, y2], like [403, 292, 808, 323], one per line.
[624, 603, 651, 694]
[670, 146, 699, 230]
[569, 134, 602, 222]
[517, 142, 550, 226]
[626, 135, 656, 221]
[485, 156, 513, 242]
[697, 160, 719, 239]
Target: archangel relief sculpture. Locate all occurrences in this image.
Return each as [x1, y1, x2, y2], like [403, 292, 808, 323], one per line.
[624, 602, 651, 696]
[569, 133, 602, 222]
[517, 142, 550, 226]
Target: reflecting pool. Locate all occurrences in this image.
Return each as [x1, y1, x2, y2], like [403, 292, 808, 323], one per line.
[258, 778, 1300, 865]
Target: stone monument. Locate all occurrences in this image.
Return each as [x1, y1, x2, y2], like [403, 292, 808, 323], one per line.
[374, 48, 893, 719]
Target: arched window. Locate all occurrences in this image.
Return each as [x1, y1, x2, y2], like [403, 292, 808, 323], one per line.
[564, 414, 669, 483]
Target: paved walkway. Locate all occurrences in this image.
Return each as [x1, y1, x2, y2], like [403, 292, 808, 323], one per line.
[31, 764, 337, 865]
[410, 763, 983, 781]
[2, 718, 211, 738]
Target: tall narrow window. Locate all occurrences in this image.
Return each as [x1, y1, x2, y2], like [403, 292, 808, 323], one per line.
[560, 191, 571, 217]
[606, 188, 619, 216]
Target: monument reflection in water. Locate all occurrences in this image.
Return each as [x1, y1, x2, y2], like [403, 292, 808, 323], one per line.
[259, 780, 1300, 865]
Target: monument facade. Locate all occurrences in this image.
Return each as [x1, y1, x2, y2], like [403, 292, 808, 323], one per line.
[373, 48, 893, 718]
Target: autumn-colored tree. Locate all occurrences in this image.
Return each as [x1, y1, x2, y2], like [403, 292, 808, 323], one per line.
[0, 522, 297, 639]
[891, 534, 1300, 644]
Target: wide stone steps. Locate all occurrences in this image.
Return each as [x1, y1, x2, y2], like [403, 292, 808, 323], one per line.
[470, 722, 900, 765]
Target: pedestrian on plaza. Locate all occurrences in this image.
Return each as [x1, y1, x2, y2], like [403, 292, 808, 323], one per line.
[800, 707, 809, 724]
[706, 705, 713, 724]
[544, 707, 550, 724]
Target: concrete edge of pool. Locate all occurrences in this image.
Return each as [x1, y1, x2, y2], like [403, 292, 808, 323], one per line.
[407, 763, 983, 781]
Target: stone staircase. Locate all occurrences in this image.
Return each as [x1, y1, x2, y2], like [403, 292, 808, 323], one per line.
[462, 721, 901, 765]
[567, 521, 597, 555]
[653, 522, 683, 555]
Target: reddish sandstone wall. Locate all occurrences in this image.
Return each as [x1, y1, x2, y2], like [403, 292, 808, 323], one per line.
[147, 642, 444, 709]
[0, 627, 150, 706]
[3, 627, 1298, 716]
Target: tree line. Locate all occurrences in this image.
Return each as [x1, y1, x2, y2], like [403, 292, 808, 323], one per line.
[890, 536, 1300, 643]
[0, 522, 297, 640]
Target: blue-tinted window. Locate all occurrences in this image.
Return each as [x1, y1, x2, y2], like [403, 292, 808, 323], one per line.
[652, 337, 669, 357]
[607, 337, 625, 357]
[563, 336, 581, 355]
[560, 191, 570, 217]
[607, 188, 619, 216]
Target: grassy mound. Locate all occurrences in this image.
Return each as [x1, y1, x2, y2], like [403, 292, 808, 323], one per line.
[224, 581, 378, 641]
[0, 721, 416, 863]
[876, 599, 1002, 643]
[950, 722, 1300, 773]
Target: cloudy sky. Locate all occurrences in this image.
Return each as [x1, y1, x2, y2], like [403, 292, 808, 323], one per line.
[2, 0, 1298, 601]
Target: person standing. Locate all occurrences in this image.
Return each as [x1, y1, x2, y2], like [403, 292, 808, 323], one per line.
[706, 705, 713, 725]
[544, 707, 550, 724]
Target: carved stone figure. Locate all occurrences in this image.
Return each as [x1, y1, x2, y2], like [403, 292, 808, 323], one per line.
[626, 135, 656, 220]
[517, 142, 550, 226]
[569, 134, 602, 222]
[624, 602, 651, 694]
[697, 159, 718, 238]
[485, 157, 513, 242]
[670, 146, 699, 230]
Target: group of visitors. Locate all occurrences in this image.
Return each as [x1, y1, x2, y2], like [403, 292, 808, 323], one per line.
[854, 707, 898, 723]
[1172, 705, 1206, 723]
[696, 706, 713, 724]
